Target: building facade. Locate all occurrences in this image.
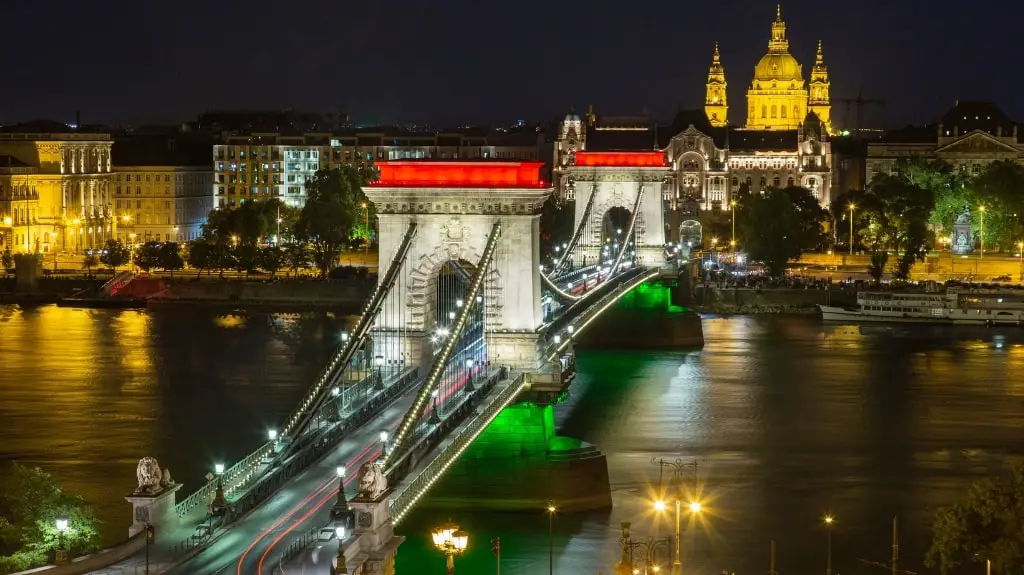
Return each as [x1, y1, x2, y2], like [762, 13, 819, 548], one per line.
[866, 101, 1023, 182]
[0, 122, 114, 254]
[212, 128, 543, 209]
[112, 134, 214, 244]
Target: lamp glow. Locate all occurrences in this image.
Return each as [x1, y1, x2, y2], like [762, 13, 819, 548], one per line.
[337, 465, 345, 478]
[268, 429, 277, 441]
[214, 463, 225, 475]
[689, 501, 702, 513]
[380, 431, 388, 443]
[654, 499, 666, 512]
[55, 516, 69, 533]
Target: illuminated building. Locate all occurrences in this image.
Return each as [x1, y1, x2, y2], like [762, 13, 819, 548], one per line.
[0, 121, 114, 253]
[212, 128, 542, 209]
[112, 134, 214, 244]
[867, 101, 1022, 183]
[739, 6, 832, 133]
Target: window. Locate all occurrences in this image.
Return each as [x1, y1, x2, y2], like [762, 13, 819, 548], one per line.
[787, 177, 794, 187]
[761, 105, 767, 119]
[771, 105, 777, 118]
[773, 176, 780, 187]
[731, 176, 738, 187]
[781, 106, 787, 119]
[793, 106, 799, 119]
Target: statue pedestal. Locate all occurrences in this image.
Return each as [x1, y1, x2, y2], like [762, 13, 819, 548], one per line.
[125, 483, 181, 539]
[350, 491, 394, 551]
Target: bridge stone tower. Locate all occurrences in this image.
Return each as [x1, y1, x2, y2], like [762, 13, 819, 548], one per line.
[568, 151, 670, 266]
[364, 161, 553, 371]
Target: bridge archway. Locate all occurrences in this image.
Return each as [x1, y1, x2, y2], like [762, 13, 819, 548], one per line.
[679, 220, 702, 248]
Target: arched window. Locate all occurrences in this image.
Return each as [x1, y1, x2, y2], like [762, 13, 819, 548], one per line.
[745, 176, 752, 188]
[761, 105, 767, 119]
[787, 177, 794, 187]
[781, 106, 787, 119]
[759, 177, 767, 188]
[731, 176, 739, 187]
[773, 176, 780, 187]
[771, 105, 777, 118]
[793, 106, 800, 119]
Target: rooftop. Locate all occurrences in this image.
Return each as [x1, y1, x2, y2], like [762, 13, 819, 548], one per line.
[370, 161, 548, 188]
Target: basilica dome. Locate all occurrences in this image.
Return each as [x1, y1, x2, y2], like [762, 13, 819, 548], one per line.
[754, 52, 803, 83]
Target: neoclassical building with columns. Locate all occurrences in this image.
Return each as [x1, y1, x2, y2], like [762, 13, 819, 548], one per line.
[0, 121, 115, 253]
[554, 5, 834, 213]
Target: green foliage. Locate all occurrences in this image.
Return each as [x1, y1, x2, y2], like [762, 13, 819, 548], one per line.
[861, 174, 934, 280]
[926, 462, 1024, 575]
[232, 244, 260, 275]
[132, 241, 161, 272]
[186, 241, 215, 278]
[295, 167, 369, 278]
[98, 239, 130, 271]
[1, 248, 12, 274]
[738, 188, 810, 277]
[971, 161, 1024, 250]
[158, 242, 184, 276]
[868, 250, 888, 285]
[0, 462, 101, 571]
[201, 199, 296, 247]
[81, 254, 98, 274]
[260, 246, 284, 277]
[284, 243, 310, 276]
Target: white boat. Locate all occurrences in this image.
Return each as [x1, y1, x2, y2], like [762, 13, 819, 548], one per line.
[819, 288, 1024, 325]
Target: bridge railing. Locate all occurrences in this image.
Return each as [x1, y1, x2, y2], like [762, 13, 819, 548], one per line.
[389, 372, 528, 525]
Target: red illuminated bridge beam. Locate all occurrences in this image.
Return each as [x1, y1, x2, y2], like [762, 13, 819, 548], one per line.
[574, 152, 667, 167]
[370, 161, 548, 188]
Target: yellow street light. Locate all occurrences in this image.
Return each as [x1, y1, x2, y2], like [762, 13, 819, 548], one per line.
[546, 503, 557, 575]
[654, 500, 666, 512]
[2, 217, 11, 226]
[689, 501, 702, 513]
[431, 520, 468, 575]
[824, 514, 835, 575]
[978, 205, 986, 259]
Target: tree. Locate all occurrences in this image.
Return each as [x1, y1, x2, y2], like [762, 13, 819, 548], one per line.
[972, 161, 1024, 251]
[98, 240, 130, 273]
[738, 188, 805, 277]
[81, 254, 98, 276]
[926, 462, 1024, 575]
[260, 246, 284, 277]
[132, 242, 161, 272]
[295, 167, 368, 278]
[233, 244, 260, 277]
[865, 174, 935, 280]
[0, 462, 101, 572]
[778, 186, 828, 251]
[284, 243, 310, 277]
[187, 241, 215, 278]
[2, 248, 12, 277]
[157, 243, 184, 277]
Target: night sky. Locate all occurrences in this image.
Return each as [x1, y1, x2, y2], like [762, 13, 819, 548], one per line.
[6, 0, 1021, 128]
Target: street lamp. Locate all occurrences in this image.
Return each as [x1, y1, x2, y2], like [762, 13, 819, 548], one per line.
[55, 515, 69, 564]
[335, 525, 349, 574]
[824, 514, 835, 575]
[374, 355, 384, 390]
[730, 200, 737, 250]
[361, 203, 370, 253]
[429, 389, 441, 424]
[978, 205, 986, 259]
[547, 503, 557, 575]
[331, 466, 353, 527]
[379, 430, 388, 456]
[211, 463, 226, 515]
[848, 203, 855, 255]
[431, 520, 468, 575]
[652, 458, 701, 575]
[465, 358, 475, 391]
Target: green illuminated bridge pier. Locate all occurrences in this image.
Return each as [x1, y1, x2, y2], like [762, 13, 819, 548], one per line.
[71, 157, 701, 575]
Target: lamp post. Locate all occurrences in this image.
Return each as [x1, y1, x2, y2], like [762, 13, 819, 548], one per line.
[379, 431, 388, 457]
[848, 203, 855, 255]
[824, 514, 834, 575]
[978, 205, 986, 259]
[465, 358, 476, 392]
[431, 520, 468, 575]
[361, 202, 369, 254]
[334, 526, 348, 574]
[1018, 241, 1023, 281]
[619, 522, 671, 575]
[54, 515, 69, 565]
[429, 389, 441, 424]
[730, 200, 737, 250]
[276, 204, 282, 246]
[331, 466, 353, 527]
[652, 458, 701, 575]
[547, 503, 556, 575]
[374, 354, 384, 390]
[211, 463, 226, 516]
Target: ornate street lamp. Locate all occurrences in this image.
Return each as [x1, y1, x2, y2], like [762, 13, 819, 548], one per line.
[211, 463, 227, 516]
[54, 515, 70, 565]
[331, 466, 353, 528]
[652, 458, 702, 575]
[374, 355, 385, 390]
[431, 519, 468, 575]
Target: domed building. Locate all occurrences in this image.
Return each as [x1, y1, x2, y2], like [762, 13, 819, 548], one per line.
[706, 5, 832, 133]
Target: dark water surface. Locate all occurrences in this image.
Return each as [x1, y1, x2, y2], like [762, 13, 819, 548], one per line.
[1, 306, 1022, 575]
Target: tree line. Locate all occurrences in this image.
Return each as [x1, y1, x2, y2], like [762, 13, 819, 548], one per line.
[80, 166, 376, 279]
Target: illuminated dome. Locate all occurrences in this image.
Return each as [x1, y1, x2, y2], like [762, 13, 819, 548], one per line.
[754, 53, 802, 82]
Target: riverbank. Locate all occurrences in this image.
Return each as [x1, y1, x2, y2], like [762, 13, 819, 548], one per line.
[691, 286, 855, 315]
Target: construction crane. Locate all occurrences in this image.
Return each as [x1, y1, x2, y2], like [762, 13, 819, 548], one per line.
[834, 92, 887, 138]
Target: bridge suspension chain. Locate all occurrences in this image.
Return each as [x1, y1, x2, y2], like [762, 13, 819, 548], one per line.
[384, 220, 502, 467]
[279, 222, 418, 445]
[553, 182, 596, 274]
[609, 183, 644, 276]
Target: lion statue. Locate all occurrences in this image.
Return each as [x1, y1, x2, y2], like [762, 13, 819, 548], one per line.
[160, 467, 173, 487]
[356, 461, 388, 500]
[135, 457, 164, 494]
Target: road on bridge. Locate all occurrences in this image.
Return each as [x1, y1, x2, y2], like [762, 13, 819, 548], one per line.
[165, 390, 418, 575]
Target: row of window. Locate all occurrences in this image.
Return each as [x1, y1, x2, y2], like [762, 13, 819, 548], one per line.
[760, 104, 801, 119]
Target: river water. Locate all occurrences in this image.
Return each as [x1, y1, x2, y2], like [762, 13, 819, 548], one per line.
[1, 306, 1022, 575]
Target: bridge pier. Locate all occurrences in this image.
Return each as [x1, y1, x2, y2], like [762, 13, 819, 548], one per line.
[412, 398, 613, 513]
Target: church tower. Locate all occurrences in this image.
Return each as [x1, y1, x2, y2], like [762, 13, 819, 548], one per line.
[705, 42, 728, 127]
[808, 40, 833, 133]
[745, 5, 807, 130]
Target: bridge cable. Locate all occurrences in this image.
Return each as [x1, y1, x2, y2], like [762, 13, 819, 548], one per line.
[609, 183, 645, 276]
[553, 182, 597, 275]
[279, 222, 418, 449]
[384, 221, 503, 467]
